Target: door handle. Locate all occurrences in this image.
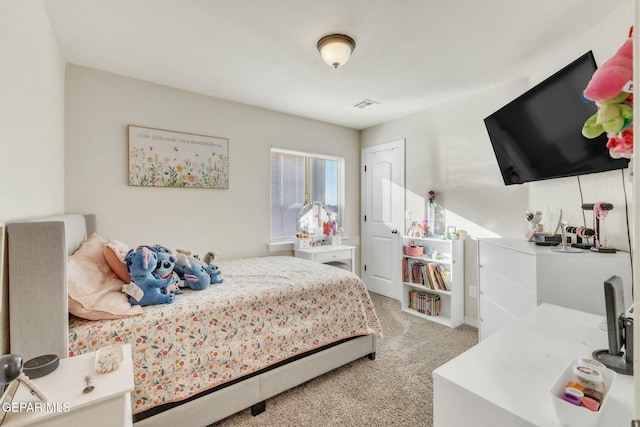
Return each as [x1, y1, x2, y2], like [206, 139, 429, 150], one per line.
[391, 229, 398, 234]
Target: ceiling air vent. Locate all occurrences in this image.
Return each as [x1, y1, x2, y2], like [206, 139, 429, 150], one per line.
[353, 99, 380, 109]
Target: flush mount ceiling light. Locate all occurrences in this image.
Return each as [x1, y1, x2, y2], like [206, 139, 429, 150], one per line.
[353, 99, 380, 109]
[317, 34, 356, 69]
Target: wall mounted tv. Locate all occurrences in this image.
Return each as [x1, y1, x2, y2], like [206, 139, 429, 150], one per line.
[484, 51, 629, 186]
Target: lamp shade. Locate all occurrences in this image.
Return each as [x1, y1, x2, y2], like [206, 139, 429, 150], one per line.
[317, 34, 356, 69]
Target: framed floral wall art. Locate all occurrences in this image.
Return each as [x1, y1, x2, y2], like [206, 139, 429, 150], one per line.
[128, 125, 229, 189]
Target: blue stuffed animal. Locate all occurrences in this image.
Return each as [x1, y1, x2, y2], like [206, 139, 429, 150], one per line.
[152, 245, 182, 295]
[183, 262, 211, 291]
[125, 246, 176, 306]
[182, 262, 210, 290]
[206, 263, 224, 284]
[203, 252, 224, 284]
[172, 249, 192, 279]
[174, 249, 211, 290]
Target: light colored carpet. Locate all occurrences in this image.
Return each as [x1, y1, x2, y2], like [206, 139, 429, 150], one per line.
[211, 292, 478, 427]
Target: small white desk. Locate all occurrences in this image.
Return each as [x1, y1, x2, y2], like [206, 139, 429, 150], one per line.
[2, 344, 134, 427]
[294, 245, 356, 273]
[433, 304, 633, 426]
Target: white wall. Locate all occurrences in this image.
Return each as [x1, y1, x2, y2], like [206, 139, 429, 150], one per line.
[0, 0, 66, 353]
[528, 1, 635, 253]
[361, 78, 531, 239]
[64, 65, 360, 261]
[361, 78, 530, 323]
[0, 0, 65, 221]
[360, 0, 634, 323]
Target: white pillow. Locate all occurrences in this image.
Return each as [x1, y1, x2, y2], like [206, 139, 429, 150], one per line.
[67, 233, 143, 320]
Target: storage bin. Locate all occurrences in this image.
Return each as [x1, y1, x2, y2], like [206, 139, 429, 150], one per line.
[549, 358, 615, 427]
[404, 245, 423, 257]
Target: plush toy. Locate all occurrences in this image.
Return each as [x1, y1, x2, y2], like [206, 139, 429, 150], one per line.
[582, 92, 633, 137]
[174, 249, 210, 290]
[173, 249, 194, 278]
[175, 249, 224, 288]
[202, 252, 217, 265]
[183, 262, 211, 290]
[163, 279, 181, 295]
[125, 246, 176, 306]
[584, 37, 633, 103]
[607, 126, 634, 159]
[582, 32, 634, 158]
[152, 244, 182, 295]
[207, 263, 224, 284]
[202, 251, 224, 284]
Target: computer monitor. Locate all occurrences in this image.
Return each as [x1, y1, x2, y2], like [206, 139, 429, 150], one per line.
[593, 275, 633, 375]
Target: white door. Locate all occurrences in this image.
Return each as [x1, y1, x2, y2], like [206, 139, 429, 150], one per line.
[361, 140, 405, 300]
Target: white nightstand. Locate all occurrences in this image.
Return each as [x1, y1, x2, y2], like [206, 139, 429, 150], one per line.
[2, 344, 134, 427]
[294, 244, 356, 273]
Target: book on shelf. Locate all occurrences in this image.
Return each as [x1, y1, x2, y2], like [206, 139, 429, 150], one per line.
[403, 258, 425, 287]
[426, 263, 441, 290]
[436, 264, 451, 291]
[403, 258, 451, 291]
[408, 289, 440, 316]
[431, 264, 450, 291]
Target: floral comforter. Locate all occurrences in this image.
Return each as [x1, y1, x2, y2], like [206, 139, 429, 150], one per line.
[69, 256, 382, 414]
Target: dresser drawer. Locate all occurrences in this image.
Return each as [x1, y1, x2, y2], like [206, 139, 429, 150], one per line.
[479, 266, 536, 320]
[479, 241, 536, 291]
[478, 295, 514, 341]
[315, 249, 351, 264]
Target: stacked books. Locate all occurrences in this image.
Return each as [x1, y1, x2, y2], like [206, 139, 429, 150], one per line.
[402, 258, 451, 291]
[408, 290, 440, 316]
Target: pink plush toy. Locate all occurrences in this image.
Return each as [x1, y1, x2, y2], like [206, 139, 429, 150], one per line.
[583, 37, 633, 102]
[607, 126, 633, 159]
[582, 29, 634, 158]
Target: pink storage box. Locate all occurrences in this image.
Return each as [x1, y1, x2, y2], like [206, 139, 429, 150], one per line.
[404, 245, 423, 256]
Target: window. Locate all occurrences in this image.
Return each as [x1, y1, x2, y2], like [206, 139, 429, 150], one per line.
[271, 148, 344, 240]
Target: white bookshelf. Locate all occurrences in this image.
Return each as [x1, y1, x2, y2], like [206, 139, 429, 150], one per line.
[401, 237, 464, 328]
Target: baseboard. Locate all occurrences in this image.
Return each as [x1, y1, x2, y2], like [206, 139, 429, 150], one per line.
[464, 316, 479, 328]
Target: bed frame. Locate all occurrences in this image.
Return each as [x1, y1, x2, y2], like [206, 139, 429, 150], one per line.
[7, 214, 377, 426]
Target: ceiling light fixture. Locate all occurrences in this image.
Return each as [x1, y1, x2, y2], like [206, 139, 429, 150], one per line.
[354, 99, 380, 109]
[317, 34, 356, 69]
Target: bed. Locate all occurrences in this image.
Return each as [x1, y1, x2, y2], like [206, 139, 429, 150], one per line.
[6, 214, 381, 426]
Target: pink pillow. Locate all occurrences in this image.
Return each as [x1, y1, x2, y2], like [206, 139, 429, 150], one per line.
[103, 240, 131, 283]
[67, 233, 143, 320]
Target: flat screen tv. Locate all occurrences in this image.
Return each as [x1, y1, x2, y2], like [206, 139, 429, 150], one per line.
[484, 51, 629, 185]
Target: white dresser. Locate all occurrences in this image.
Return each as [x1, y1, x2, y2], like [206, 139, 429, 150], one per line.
[477, 238, 632, 341]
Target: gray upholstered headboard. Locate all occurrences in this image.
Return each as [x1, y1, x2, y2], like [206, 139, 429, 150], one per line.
[7, 214, 95, 360]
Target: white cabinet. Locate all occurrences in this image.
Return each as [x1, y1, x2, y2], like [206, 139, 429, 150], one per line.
[401, 237, 464, 328]
[477, 238, 633, 341]
[433, 304, 633, 426]
[2, 344, 134, 427]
